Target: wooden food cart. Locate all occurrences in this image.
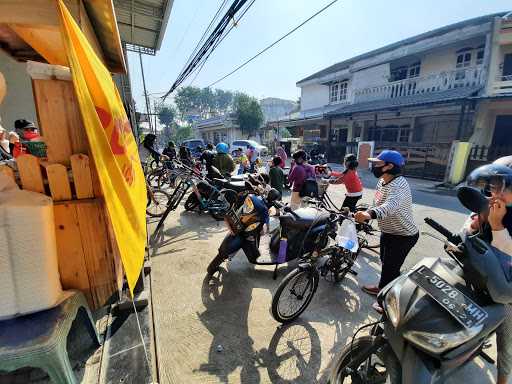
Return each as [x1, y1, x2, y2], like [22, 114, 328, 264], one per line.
[0, 1, 130, 309]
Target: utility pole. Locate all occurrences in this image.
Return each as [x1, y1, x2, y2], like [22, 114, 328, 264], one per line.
[139, 52, 153, 133]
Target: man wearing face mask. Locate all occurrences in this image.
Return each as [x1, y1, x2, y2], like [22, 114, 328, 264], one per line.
[355, 150, 419, 312]
[464, 158, 512, 384]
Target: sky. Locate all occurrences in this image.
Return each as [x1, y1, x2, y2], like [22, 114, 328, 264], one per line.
[127, 0, 511, 111]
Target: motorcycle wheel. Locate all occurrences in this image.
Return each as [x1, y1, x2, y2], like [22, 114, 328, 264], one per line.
[271, 267, 319, 323]
[329, 336, 399, 384]
[207, 253, 227, 276]
[184, 193, 200, 211]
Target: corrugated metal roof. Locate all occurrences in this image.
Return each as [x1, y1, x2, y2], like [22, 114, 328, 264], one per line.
[297, 12, 506, 85]
[113, 0, 173, 54]
[326, 86, 481, 117]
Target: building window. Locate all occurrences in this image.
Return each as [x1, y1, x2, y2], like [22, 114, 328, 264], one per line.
[330, 83, 339, 103]
[399, 126, 411, 142]
[408, 62, 421, 78]
[456, 52, 472, 68]
[339, 81, 348, 100]
[390, 62, 421, 82]
[330, 80, 348, 103]
[476, 49, 484, 65]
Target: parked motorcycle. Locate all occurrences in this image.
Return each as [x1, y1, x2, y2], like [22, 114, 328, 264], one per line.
[329, 186, 506, 384]
[185, 169, 268, 217]
[207, 197, 348, 280]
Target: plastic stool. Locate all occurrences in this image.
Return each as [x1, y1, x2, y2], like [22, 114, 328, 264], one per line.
[0, 290, 100, 383]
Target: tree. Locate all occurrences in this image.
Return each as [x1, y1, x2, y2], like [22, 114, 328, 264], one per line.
[175, 86, 201, 118]
[175, 86, 235, 119]
[233, 93, 264, 138]
[214, 89, 233, 114]
[158, 104, 176, 129]
[173, 125, 194, 143]
[280, 127, 292, 138]
[157, 104, 176, 146]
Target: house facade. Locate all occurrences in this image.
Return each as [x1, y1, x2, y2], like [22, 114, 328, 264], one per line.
[269, 12, 512, 180]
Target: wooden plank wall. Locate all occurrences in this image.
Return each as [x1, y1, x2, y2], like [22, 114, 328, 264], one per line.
[32, 79, 88, 165]
[14, 153, 117, 309]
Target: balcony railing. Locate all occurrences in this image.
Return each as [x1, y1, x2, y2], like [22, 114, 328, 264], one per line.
[353, 66, 486, 103]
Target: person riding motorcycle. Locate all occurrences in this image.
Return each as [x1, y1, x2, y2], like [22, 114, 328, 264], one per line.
[200, 143, 216, 175]
[465, 160, 512, 384]
[213, 142, 235, 177]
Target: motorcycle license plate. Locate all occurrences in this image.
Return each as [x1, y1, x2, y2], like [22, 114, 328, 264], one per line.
[409, 266, 488, 329]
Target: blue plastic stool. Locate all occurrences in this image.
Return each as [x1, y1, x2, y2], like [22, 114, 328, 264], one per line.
[0, 291, 100, 383]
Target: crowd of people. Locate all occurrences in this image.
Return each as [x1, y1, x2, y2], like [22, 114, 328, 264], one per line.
[0, 119, 43, 160]
[140, 132, 512, 383]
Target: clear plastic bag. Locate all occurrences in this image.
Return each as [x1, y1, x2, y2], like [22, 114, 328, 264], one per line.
[336, 219, 359, 253]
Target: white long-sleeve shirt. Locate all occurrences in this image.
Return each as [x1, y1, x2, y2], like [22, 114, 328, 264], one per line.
[370, 176, 418, 236]
[463, 215, 512, 256]
[492, 229, 512, 256]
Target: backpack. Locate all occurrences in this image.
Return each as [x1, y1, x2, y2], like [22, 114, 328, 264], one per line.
[300, 177, 319, 198]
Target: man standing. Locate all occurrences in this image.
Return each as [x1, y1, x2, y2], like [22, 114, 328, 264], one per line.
[355, 150, 418, 312]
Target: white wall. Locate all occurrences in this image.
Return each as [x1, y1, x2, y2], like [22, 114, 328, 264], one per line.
[0, 51, 37, 130]
[300, 83, 329, 110]
[351, 63, 389, 96]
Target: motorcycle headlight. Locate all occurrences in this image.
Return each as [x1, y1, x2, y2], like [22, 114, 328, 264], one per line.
[384, 285, 401, 328]
[242, 196, 255, 214]
[402, 327, 480, 354]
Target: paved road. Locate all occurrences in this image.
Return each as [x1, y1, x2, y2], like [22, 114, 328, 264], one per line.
[149, 173, 498, 384]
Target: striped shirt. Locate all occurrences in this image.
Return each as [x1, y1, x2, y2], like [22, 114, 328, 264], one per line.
[370, 176, 418, 236]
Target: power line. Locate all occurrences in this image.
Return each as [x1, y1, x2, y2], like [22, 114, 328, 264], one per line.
[207, 0, 339, 88]
[187, 0, 256, 87]
[162, 0, 255, 100]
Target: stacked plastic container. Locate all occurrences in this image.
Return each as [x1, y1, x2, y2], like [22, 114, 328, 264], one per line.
[0, 175, 63, 319]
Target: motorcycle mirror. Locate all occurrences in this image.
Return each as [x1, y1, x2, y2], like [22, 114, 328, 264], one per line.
[457, 186, 489, 214]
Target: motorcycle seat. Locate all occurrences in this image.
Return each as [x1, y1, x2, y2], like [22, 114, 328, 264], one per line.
[279, 207, 330, 230]
[225, 181, 249, 192]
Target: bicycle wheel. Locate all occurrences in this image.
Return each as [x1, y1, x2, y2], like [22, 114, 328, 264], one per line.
[146, 188, 171, 217]
[271, 267, 319, 323]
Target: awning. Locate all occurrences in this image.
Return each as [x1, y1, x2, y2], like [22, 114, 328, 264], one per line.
[114, 0, 173, 55]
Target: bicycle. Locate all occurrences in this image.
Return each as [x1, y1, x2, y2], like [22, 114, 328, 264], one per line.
[270, 205, 374, 323]
[306, 181, 381, 251]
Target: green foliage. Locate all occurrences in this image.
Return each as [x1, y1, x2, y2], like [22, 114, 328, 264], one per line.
[233, 92, 264, 138]
[214, 89, 233, 113]
[174, 125, 194, 143]
[174, 86, 234, 118]
[157, 104, 176, 129]
[280, 127, 292, 138]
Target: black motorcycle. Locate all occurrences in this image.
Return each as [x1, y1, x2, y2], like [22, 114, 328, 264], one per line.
[184, 169, 266, 215]
[207, 198, 340, 280]
[329, 187, 507, 384]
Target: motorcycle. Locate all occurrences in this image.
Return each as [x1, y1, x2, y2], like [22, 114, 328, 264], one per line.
[329, 186, 507, 384]
[207, 196, 348, 280]
[184, 169, 268, 217]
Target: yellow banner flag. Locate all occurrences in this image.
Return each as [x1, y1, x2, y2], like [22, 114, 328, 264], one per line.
[56, 0, 146, 294]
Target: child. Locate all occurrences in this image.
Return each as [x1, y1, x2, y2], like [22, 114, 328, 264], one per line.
[330, 153, 363, 212]
[237, 149, 250, 175]
[269, 156, 285, 197]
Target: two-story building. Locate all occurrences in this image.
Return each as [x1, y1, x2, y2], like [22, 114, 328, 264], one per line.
[269, 12, 512, 180]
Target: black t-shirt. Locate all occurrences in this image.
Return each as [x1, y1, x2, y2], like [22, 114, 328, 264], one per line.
[200, 150, 215, 168]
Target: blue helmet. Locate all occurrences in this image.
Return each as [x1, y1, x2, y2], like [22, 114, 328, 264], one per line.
[216, 142, 229, 154]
